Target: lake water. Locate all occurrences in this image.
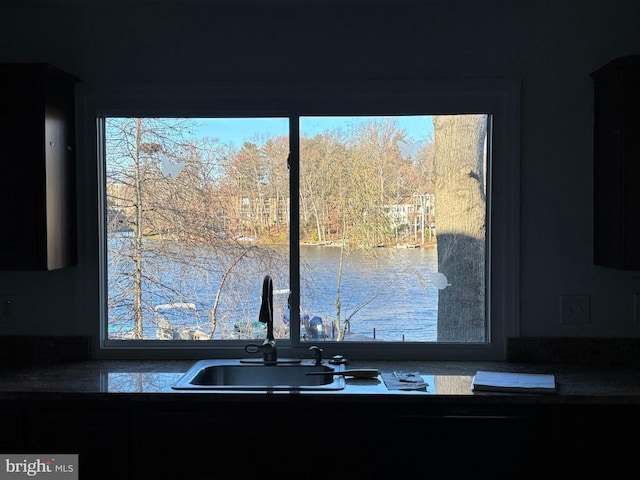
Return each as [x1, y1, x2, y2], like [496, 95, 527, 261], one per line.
[299, 245, 438, 341]
[108, 241, 439, 342]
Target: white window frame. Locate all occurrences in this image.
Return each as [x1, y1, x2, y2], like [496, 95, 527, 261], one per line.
[80, 79, 520, 361]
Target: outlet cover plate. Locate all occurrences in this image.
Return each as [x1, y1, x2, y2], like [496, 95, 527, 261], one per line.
[560, 294, 591, 325]
[634, 293, 640, 323]
[0, 295, 16, 322]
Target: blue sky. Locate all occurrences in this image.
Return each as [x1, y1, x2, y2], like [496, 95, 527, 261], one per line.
[193, 116, 433, 148]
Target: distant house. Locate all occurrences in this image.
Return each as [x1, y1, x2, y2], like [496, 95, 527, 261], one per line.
[384, 193, 435, 243]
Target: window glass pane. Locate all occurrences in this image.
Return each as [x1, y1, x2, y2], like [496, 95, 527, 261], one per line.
[104, 117, 290, 340]
[103, 113, 490, 346]
[298, 115, 487, 343]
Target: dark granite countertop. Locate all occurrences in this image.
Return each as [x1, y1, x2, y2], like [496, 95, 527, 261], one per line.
[0, 359, 638, 405]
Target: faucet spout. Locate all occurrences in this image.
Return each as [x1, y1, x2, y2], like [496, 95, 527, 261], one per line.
[259, 275, 276, 362]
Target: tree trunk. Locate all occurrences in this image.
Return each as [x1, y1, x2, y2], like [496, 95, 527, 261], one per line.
[433, 115, 486, 342]
[132, 119, 144, 339]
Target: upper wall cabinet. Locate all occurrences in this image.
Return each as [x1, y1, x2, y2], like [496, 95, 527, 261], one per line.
[0, 63, 79, 270]
[592, 55, 640, 270]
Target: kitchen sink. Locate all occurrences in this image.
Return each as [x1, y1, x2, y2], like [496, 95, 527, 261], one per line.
[171, 359, 346, 391]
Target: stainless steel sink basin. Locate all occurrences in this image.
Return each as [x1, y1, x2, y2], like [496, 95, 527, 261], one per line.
[171, 359, 346, 391]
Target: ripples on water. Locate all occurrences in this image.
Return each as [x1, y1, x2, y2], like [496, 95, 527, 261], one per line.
[300, 245, 438, 342]
[108, 240, 439, 342]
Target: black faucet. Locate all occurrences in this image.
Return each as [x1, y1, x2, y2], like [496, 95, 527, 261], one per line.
[258, 274, 277, 362]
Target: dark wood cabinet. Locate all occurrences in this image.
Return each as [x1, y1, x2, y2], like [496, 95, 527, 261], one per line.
[0, 409, 22, 450]
[25, 408, 130, 480]
[592, 55, 640, 270]
[0, 63, 78, 270]
[2, 398, 638, 479]
[378, 409, 542, 478]
[131, 403, 376, 480]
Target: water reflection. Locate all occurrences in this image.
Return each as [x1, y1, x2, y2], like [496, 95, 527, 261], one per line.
[106, 372, 184, 393]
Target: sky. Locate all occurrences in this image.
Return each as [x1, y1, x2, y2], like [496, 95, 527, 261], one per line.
[193, 115, 434, 148]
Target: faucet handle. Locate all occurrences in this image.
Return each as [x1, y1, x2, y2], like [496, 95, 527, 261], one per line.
[244, 342, 275, 354]
[244, 341, 277, 362]
[309, 345, 323, 365]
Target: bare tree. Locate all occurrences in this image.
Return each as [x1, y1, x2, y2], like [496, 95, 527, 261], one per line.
[106, 117, 196, 338]
[106, 118, 288, 340]
[263, 135, 290, 239]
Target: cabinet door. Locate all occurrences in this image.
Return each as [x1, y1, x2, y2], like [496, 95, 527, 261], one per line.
[0, 409, 23, 450]
[132, 402, 375, 480]
[0, 63, 78, 270]
[376, 410, 541, 479]
[132, 409, 266, 480]
[539, 405, 640, 476]
[25, 408, 130, 480]
[592, 55, 640, 269]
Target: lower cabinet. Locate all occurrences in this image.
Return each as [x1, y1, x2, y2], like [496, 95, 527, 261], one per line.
[0, 409, 23, 451]
[376, 410, 542, 478]
[130, 402, 377, 480]
[132, 408, 268, 480]
[3, 400, 637, 479]
[537, 404, 640, 477]
[24, 408, 130, 480]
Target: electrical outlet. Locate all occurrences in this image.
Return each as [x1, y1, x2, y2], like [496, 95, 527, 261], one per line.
[560, 294, 590, 325]
[0, 295, 16, 322]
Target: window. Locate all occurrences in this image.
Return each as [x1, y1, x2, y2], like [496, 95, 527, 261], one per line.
[104, 117, 291, 342]
[94, 80, 519, 360]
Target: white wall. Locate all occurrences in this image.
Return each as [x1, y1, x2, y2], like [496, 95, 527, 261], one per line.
[1, 0, 639, 339]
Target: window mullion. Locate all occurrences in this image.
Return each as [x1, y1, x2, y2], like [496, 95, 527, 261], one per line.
[289, 113, 301, 345]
